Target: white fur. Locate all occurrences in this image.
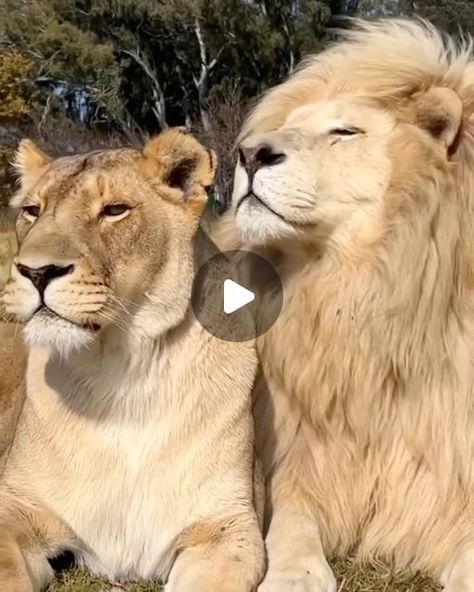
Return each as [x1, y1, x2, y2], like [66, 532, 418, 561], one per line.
[24, 314, 95, 358]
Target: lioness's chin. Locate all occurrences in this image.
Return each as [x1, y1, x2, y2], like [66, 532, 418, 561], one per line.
[234, 197, 297, 245]
[24, 313, 97, 357]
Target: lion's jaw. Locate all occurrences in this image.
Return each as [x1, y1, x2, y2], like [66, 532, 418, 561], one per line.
[24, 311, 97, 356]
[233, 98, 395, 247]
[8, 245, 194, 359]
[2, 129, 215, 358]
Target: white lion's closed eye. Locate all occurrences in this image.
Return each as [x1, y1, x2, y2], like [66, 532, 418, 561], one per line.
[328, 127, 362, 139]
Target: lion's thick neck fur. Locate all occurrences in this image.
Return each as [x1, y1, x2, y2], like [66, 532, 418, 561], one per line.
[233, 19, 474, 576]
[256, 143, 474, 568]
[263, 144, 473, 448]
[244, 18, 474, 477]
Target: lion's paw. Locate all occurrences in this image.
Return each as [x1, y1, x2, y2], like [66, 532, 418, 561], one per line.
[258, 568, 337, 592]
[443, 578, 474, 592]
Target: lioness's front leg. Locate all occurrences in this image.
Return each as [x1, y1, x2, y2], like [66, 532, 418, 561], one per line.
[0, 522, 62, 592]
[0, 497, 77, 592]
[0, 526, 39, 592]
[166, 513, 265, 592]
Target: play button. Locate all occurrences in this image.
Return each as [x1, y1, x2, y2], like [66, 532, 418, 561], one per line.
[224, 279, 255, 315]
[191, 247, 283, 342]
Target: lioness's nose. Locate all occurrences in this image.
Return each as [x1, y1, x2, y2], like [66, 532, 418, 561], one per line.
[238, 143, 286, 177]
[16, 263, 74, 297]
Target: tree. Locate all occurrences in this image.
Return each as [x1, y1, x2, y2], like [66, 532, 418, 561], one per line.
[0, 49, 34, 204]
[2, 0, 122, 123]
[4, 0, 472, 208]
[356, 0, 403, 17]
[1, 0, 340, 136]
[0, 50, 33, 120]
[411, 1, 474, 33]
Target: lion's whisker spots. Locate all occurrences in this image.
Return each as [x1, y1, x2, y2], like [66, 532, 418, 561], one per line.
[65, 302, 103, 313]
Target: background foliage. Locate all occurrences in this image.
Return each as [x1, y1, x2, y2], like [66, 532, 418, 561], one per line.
[1, 0, 473, 206]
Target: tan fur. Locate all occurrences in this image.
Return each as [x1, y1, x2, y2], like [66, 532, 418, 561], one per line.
[0, 128, 264, 591]
[0, 210, 17, 289]
[228, 19, 474, 592]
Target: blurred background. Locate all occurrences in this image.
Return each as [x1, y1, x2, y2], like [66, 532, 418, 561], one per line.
[1, 0, 473, 208]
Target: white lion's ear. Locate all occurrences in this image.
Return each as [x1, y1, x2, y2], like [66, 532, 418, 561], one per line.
[141, 128, 217, 196]
[414, 87, 463, 151]
[14, 139, 52, 191]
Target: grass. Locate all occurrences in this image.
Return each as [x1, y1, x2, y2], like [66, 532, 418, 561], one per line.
[47, 570, 163, 592]
[0, 210, 440, 592]
[45, 559, 441, 592]
[332, 558, 440, 591]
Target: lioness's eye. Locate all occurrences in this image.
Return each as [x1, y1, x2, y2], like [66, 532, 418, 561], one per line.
[22, 205, 41, 220]
[102, 204, 130, 217]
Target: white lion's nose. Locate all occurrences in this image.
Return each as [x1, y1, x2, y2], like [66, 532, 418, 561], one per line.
[238, 143, 286, 178]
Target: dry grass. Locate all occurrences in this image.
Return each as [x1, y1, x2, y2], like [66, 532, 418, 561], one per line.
[0, 211, 440, 592]
[45, 559, 441, 592]
[332, 557, 440, 591]
[47, 570, 163, 592]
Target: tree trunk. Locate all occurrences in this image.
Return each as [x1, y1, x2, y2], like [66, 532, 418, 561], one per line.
[122, 48, 167, 130]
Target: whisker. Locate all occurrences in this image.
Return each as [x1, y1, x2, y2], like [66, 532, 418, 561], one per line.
[100, 306, 130, 333]
[101, 312, 129, 334]
[108, 295, 141, 311]
[107, 297, 133, 316]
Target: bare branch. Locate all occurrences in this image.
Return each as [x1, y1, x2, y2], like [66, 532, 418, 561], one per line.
[192, 18, 228, 132]
[122, 47, 167, 129]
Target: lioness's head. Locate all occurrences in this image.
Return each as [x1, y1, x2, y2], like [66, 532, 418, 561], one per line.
[233, 20, 474, 249]
[2, 128, 215, 355]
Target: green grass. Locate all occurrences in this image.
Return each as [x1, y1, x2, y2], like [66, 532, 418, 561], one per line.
[1, 213, 439, 592]
[45, 559, 440, 592]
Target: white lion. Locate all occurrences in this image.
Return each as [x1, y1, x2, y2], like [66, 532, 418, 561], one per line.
[230, 19, 474, 591]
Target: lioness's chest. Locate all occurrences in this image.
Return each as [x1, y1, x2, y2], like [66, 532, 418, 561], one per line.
[59, 420, 188, 579]
[5, 340, 256, 581]
[27, 403, 199, 579]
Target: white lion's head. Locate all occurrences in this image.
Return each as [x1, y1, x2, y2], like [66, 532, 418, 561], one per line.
[232, 20, 474, 252]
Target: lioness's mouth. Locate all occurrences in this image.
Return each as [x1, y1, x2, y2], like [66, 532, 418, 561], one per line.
[236, 192, 289, 222]
[34, 306, 101, 333]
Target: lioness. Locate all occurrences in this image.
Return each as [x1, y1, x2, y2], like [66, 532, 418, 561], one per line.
[0, 128, 264, 591]
[229, 20, 474, 592]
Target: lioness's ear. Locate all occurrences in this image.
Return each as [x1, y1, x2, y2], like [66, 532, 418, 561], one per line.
[142, 128, 216, 196]
[13, 139, 52, 191]
[414, 87, 463, 152]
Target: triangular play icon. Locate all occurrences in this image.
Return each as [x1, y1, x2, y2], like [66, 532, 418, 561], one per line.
[223, 279, 255, 315]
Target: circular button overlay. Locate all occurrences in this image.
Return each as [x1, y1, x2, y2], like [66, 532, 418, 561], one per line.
[191, 249, 283, 342]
